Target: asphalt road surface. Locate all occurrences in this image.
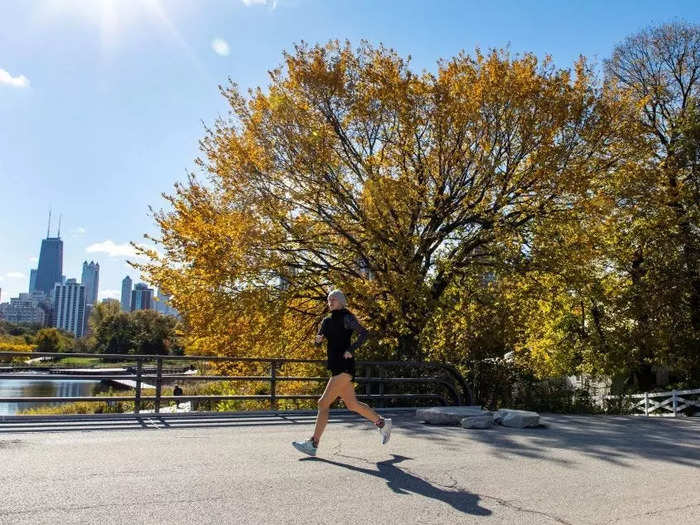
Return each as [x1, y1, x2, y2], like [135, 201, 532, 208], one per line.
[1, 410, 699, 524]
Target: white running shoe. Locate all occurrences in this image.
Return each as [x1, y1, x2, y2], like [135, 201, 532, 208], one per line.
[292, 438, 317, 456]
[379, 418, 392, 445]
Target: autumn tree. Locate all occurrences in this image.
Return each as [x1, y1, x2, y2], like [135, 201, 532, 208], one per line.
[602, 21, 700, 386]
[136, 41, 632, 363]
[495, 21, 700, 388]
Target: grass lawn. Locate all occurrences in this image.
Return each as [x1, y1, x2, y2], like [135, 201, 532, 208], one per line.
[53, 357, 198, 369]
[54, 357, 138, 367]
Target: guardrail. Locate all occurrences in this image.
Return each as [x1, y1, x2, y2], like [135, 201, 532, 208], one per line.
[605, 388, 700, 417]
[0, 352, 472, 415]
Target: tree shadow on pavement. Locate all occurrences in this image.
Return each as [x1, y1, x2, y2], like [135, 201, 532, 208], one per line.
[301, 454, 491, 517]
[403, 415, 700, 469]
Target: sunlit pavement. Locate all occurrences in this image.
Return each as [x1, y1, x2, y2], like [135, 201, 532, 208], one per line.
[1, 411, 699, 524]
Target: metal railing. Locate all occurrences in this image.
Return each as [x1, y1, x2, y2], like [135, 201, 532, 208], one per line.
[0, 352, 471, 415]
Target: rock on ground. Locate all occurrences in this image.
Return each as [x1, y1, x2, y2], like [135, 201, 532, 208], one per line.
[494, 409, 540, 428]
[461, 413, 494, 429]
[416, 406, 484, 425]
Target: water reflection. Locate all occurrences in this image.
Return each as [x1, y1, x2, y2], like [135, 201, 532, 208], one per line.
[0, 378, 103, 415]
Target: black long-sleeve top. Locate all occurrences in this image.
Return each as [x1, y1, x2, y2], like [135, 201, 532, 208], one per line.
[317, 308, 368, 362]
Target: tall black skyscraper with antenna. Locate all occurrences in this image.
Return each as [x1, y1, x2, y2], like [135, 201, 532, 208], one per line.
[34, 211, 64, 296]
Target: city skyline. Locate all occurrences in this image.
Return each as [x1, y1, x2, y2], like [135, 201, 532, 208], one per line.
[1, 220, 129, 304]
[1, 1, 699, 303]
[0, 224, 151, 311]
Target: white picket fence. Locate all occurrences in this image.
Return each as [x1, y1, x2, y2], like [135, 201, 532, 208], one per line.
[605, 388, 700, 417]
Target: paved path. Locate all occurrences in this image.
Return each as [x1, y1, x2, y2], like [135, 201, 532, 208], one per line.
[1, 411, 699, 524]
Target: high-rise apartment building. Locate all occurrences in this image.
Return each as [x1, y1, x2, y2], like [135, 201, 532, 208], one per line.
[155, 289, 179, 317]
[81, 261, 100, 306]
[0, 291, 49, 325]
[53, 279, 86, 337]
[131, 283, 154, 311]
[120, 276, 133, 311]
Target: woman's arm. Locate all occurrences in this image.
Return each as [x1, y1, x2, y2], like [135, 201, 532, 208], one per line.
[345, 313, 368, 355]
[315, 318, 327, 345]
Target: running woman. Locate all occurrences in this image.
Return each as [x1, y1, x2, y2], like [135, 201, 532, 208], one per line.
[292, 289, 392, 456]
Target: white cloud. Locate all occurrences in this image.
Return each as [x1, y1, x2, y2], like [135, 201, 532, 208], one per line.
[73, 227, 87, 235]
[28, 256, 38, 263]
[211, 38, 230, 56]
[87, 240, 137, 257]
[86, 240, 160, 260]
[99, 289, 121, 301]
[5, 272, 26, 279]
[0, 68, 30, 88]
[241, 0, 278, 8]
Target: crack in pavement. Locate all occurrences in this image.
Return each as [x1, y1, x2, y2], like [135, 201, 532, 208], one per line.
[603, 501, 700, 523]
[478, 494, 574, 525]
[0, 495, 231, 517]
[0, 439, 24, 449]
[330, 442, 377, 464]
[329, 442, 572, 524]
[437, 468, 572, 524]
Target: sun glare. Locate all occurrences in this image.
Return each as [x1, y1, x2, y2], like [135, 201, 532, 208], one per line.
[36, 0, 174, 50]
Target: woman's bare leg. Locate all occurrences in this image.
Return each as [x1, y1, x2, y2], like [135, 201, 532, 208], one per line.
[337, 375, 382, 424]
[311, 374, 346, 445]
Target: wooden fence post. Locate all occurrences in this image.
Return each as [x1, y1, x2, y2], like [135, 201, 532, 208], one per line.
[644, 392, 649, 416]
[672, 390, 678, 417]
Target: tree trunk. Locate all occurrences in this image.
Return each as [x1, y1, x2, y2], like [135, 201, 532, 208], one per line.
[397, 331, 422, 361]
[630, 248, 652, 368]
[667, 164, 700, 334]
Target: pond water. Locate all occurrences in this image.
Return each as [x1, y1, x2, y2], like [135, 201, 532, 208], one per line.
[0, 377, 104, 415]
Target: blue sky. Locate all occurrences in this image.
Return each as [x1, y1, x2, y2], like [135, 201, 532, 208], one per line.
[1, 0, 698, 303]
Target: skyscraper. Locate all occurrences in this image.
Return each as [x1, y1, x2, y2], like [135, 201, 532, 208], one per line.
[29, 269, 37, 292]
[120, 276, 133, 312]
[81, 261, 100, 306]
[131, 283, 154, 311]
[34, 213, 63, 297]
[35, 238, 63, 297]
[155, 289, 179, 317]
[53, 279, 86, 337]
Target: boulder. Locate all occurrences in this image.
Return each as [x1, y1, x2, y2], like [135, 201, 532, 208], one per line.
[494, 409, 540, 428]
[461, 413, 494, 429]
[416, 406, 484, 425]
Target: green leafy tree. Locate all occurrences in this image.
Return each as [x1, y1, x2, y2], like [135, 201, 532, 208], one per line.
[131, 310, 178, 355]
[95, 313, 136, 354]
[88, 300, 121, 334]
[35, 328, 73, 353]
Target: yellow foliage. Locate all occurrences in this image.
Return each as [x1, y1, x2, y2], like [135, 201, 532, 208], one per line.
[133, 40, 637, 380]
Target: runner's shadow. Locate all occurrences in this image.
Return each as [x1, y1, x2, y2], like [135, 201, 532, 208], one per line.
[302, 454, 491, 516]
